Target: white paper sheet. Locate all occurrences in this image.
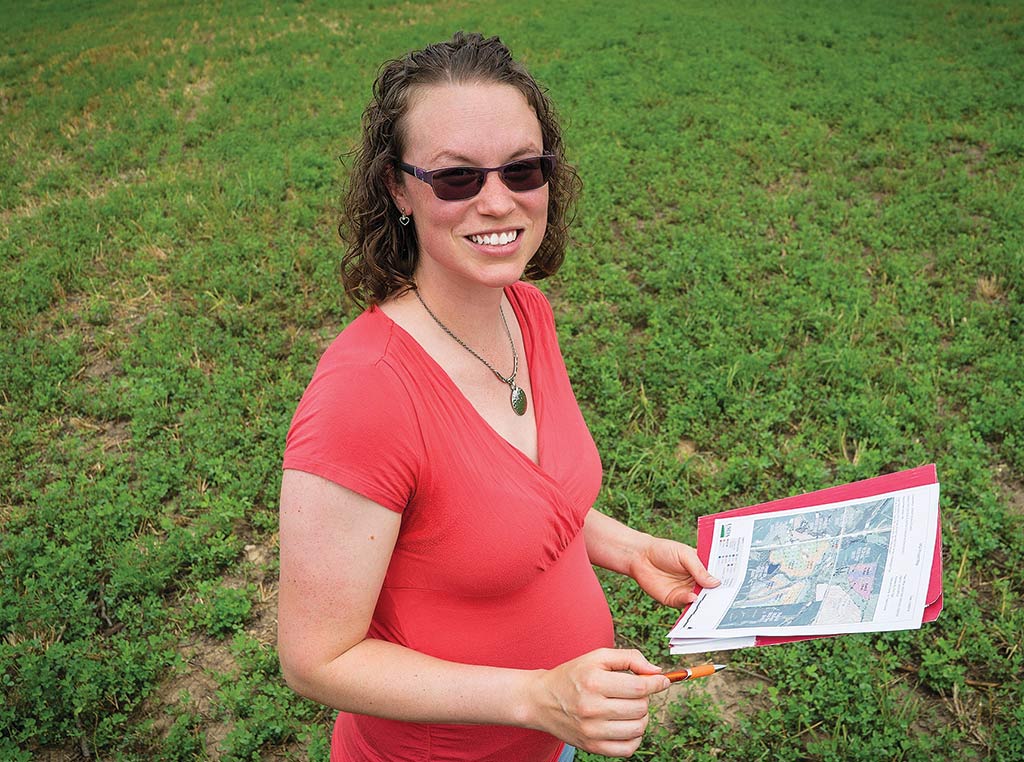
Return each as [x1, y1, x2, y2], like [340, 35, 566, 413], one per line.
[668, 483, 939, 650]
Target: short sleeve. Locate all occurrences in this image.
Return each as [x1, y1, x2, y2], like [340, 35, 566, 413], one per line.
[282, 357, 422, 513]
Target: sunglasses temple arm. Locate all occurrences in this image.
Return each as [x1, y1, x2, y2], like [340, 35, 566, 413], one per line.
[398, 163, 429, 184]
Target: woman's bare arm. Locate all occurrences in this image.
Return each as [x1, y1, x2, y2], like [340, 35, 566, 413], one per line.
[277, 470, 670, 756]
[583, 509, 720, 609]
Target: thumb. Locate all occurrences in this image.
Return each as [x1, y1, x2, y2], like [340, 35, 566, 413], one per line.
[681, 548, 720, 589]
[677, 571, 720, 604]
[699, 567, 722, 588]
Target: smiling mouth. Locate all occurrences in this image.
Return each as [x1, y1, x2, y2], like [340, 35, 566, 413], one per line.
[469, 229, 520, 246]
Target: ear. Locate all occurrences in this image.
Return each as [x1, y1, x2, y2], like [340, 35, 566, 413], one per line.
[385, 166, 411, 216]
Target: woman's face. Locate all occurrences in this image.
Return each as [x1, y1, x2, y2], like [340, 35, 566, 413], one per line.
[389, 81, 548, 296]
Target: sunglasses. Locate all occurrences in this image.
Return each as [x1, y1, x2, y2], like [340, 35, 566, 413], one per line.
[398, 155, 556, 201]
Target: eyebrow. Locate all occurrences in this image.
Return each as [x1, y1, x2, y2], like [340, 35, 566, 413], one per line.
[425, 146, 544, 168]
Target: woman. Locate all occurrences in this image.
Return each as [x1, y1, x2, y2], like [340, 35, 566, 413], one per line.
[277, 32, 720, 761]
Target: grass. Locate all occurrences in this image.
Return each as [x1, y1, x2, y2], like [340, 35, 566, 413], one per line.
[1, 0, 1022, 759]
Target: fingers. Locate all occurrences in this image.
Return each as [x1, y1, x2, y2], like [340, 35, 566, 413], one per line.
[567, 650, 669, 751]
[568, 694, 654, 756]
[587, 649, 671, 700]
[698, 568, 721, 588]
[663, 544, 720, 607]
[593, 647, 665, 678]
[577, 710, 652, 743]
[557, 650, 667, 717]
[602, 667, 670, 697]
[571, 693, 652, 725]
[676, 543, 721, 589]
[532, 648, 669, 755]
[635, 538, 722, 608]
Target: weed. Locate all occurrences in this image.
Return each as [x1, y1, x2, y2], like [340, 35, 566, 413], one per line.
[1, 0, 1021, 758]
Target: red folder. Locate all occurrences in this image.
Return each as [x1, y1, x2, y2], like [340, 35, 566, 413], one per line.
[683, 464, 943, 648]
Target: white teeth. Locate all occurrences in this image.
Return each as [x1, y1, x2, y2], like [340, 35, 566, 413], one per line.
[470, 230, 518, 246]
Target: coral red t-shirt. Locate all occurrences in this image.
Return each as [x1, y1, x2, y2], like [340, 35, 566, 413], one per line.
[283, 282, 614, 761]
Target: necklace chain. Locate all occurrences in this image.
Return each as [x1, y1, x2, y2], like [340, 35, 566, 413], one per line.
[414, 288, 518, 384]
[413, 287, 528, 416]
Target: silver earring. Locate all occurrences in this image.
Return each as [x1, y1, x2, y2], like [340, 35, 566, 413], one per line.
[399, 211, 410, 226]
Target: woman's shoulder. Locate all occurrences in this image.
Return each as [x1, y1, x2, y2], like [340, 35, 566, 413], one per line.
[303, 309, 418, 404]
[284, 309, 423, 510]
[286, 310, 423, 456]
[318, 307, 395, 365]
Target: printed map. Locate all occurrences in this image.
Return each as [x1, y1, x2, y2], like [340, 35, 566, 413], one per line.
[717, 498, 894, 629]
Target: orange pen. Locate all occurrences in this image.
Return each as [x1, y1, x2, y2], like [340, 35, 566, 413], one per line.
[664, 664, 727, 683]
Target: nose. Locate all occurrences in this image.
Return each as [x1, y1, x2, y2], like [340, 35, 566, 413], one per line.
[473, 169, 516, 216]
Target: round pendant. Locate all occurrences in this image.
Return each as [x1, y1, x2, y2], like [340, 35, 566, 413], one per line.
[510, 385, 528, 416]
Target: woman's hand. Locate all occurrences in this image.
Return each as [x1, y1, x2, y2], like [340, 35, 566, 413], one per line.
[525, 648, 670, 757]
[627, 536, 720, 609]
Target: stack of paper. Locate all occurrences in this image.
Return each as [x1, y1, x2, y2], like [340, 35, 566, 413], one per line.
[668, 466, 943, 654]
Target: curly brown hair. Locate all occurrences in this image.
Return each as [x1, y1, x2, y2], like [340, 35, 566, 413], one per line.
[339, 32, 582, 306]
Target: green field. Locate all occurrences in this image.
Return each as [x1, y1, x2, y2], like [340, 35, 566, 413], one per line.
[2, 1, 1022, 759]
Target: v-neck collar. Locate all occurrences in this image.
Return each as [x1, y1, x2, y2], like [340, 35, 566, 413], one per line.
[379, 284, 545, 470]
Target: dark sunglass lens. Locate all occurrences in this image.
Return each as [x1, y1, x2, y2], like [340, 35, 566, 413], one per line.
[431, 167, 484, 200]
[500, 158, 546, 191]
